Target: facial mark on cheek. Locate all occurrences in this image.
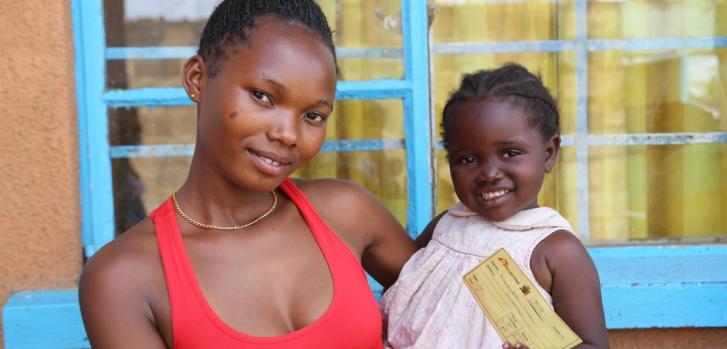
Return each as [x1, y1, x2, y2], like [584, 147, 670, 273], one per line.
[229, 111, 239, 119]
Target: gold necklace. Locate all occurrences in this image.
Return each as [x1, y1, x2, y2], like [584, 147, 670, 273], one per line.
[172, 191, 278, 230]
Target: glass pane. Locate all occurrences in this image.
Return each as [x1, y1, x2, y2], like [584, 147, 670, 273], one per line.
[588, 144, 727, 241]
[434, 149, 455, 214]
[295, 150, 408, 225]
[104, 0, 403, 82]
[432, 0, 576, 42]
[112, 156, 191, 235]
[545, 145, 579, 236]
[432, 52, 578, 141]
[589, 48, 727, 134]
[589, 0, 727, 39]
[109, 106, 196, 146]
[328, 99, 404, 140]
[325, 0, 403, 80]
[105, 0, 221, 47]
[108, 100, 402, 147]
[434, 146, 580, 236]
[107, 59, 187, 89]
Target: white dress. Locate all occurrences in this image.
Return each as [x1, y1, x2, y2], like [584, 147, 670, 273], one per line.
[381, 202, 574, 349]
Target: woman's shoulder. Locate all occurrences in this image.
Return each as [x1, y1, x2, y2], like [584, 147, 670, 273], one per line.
[288, 177, 409, 254]
[89, 218, 159, 262]
[291, 177, 363, 192]
[291, 177, 375, 208]
[78, 217, 172, 347]
[80, 217, 163, 297]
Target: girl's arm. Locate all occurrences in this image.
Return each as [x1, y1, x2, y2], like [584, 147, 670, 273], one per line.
[533, 230, 609, 349]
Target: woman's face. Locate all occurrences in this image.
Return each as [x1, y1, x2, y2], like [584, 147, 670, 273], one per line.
[191, 17, 337, 191]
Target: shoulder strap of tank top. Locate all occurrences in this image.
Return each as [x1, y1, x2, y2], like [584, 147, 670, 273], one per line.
[279, 178, 330, 236]
[149, 197, 191, 343]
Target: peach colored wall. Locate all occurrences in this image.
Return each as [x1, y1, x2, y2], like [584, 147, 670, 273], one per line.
[0, 1, 725, 348]
[0, 0, 83, 345]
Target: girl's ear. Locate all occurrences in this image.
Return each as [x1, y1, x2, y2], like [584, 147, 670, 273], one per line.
[544, 134, 560, 173]
[182, 55, 206, 103]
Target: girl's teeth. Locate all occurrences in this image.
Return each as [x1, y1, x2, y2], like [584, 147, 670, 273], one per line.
[481, 190, 508, 200]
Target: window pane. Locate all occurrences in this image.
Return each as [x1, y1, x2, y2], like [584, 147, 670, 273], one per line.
[104, 0, 403, 82]
[432, 0, 575, 42]
[434, 150, 454, 215]
[295, 150, 408, 226]
[104, 0, 213, 47]
[107, 59, 188, 89]
[326, 0, 403, 80]
[112, 156, 191, 235]
[327, 99, 404, 140]
[589, 0, 727, 39]
[108, 106, 196, 146]
[589, 48, 727, 134]
[588, 144, 727, 241]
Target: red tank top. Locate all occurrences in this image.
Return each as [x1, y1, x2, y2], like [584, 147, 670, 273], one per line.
[150, 179, 384, 348]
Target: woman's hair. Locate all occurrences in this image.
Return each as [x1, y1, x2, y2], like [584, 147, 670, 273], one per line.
[440, 63, 560, 149]
[197, 0, 337, 77]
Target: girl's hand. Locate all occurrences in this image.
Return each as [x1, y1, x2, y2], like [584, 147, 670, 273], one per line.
[502, 342, 530, 349]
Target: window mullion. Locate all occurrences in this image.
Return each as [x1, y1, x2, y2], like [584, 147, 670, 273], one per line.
[575, 0, 591, 240]
[401, 0, 433, 237]
[73, 0, 115, 257]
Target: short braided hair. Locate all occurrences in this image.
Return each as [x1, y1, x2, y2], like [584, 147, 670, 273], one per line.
[441, 63, 560, 149]
[198, 0, 338, 77]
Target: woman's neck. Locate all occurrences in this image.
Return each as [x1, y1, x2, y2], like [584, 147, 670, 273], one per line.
[174, 155, 279, 228]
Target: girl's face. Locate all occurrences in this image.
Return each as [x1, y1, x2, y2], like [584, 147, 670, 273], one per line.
[186, 17, 337, 192]
[446, 99, 559, 222]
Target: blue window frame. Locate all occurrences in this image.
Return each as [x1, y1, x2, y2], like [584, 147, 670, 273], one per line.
[3, 1, 726, 348]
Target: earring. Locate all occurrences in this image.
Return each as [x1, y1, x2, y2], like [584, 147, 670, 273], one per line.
[190, 93, 196, 99]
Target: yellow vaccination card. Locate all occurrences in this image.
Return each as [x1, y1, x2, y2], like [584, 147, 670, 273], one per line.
[463, 248, 582, 349]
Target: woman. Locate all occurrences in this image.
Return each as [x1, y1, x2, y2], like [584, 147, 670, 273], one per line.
[79, 1, 417, 348]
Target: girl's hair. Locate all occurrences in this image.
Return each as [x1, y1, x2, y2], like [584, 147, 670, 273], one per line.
[441, 63, 560, 149]
[198, 0, 338, 77]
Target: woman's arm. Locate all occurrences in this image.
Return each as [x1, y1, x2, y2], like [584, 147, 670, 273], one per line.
[535, 231, 609, 349]
[414, 211, 446, 248]
[79, 235, 168, 349]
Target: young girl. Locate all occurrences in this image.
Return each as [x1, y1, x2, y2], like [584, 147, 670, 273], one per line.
[79, 1, 417, 348]
[381, 63, 608, 349]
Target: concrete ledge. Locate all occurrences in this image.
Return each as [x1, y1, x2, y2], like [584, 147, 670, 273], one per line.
[3, 290, 88, 349]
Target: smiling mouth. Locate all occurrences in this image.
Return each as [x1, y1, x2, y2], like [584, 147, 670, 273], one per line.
[248, 149, 292, 176]
[259, 155, 283, 167]
[479, 189, 511, 201]
[249, 150, 290, 166]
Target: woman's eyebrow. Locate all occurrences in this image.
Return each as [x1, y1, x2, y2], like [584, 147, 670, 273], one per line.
[262, 74, 332, 110]
[262, 75, 289, 93]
